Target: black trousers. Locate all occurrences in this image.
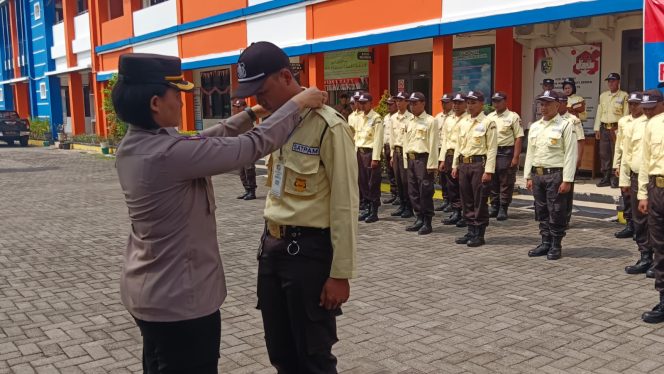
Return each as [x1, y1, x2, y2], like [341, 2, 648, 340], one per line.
[393, 148, 411, 209]
[257, 229, 340, 374]
[646, 178, 664, 292]
[444, 152, 461, 209]
[437, 148, 448, 200]
[490, 147, 517, 208]
[599, 126, 616, 173]
[358, 149, 382, 205]
[630, 173, 650, 254]
[407, 154, 435, 217]
[384, 143, 397, 196]
[532, 171, 570, 238]
[240, 164, 257, 190]
[458, 160, 490, 227]
[134, 310, 221, 374]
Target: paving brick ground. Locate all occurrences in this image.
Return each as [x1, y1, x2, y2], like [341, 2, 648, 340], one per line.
[1, 145, 664, 374]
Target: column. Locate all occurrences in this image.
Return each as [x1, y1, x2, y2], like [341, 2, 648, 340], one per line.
[495, 28, 523, 114]
[368, 45, 388, 101]
[180, 70, 196, 132]
[68, 72, 86, 135]
[63, 0, 78, 67]
[8, 0, 31, 118]
[307, 53, 325, 90]
[432, 36, 453, 115]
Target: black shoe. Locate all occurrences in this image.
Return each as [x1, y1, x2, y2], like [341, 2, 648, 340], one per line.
[358, 209, 371, 222]
[455, 226, 475, 244]
[443, 204, 454, 213]
[615, 222, 634, 239]
[456, 218, 467, 228]
[392, 197, 401, 206]
[435, 200, 449, 212]
[360, 201, 369, 211]
[642, 294, 664, 324]
[610, 175, 619, 188]
[237, 189, 249, 199]
[243, 190, 256, 200]
[391, 205, 406, 217]
[647, 267, 655, 279]
[365, 203, 380, 223]
[625, 252, 653, 274]
[596, 172, 611, 187]
[467, 226, 486, 247]
[547, 237, 562, 260]
[418, 216, 432, 235]
[528, 236, 552, 257]
[442, 210, 461, 225]
[406, 216, 424, 232]
[489, 205, 499, 218]
[496, 206, 508, 221]
[401, 209, 414, 219]
[382, 195, 397, 204]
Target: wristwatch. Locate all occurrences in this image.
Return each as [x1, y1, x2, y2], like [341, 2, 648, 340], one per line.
[244, 107, 257, 122]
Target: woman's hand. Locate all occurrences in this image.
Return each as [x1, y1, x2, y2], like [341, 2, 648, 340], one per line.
[291, 87, 328, 110]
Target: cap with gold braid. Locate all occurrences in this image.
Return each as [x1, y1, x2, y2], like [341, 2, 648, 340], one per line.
[118, 53, 194, 92]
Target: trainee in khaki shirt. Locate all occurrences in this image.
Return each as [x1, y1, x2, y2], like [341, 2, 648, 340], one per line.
[355, 109, 384, 161]
[613, 114, 643, 169]
[452, 112, 498, 173]
[562, 112, 585, 141]
[619, 114, 648, 187]
[594, 90, 629, 131]
[383, 113, 392, 145]
[638, 112, 664, 200]
[390, 110, 414, 155]
[568, 94, 588, 121]
[438, 113, 469, 161]
[403, 111, 439, 169]
[524, 114, 578, 182]
[264, 106, 359, 279]
[348, 109, 360, 138]
[434, 111, 449, 151]
[486, 109, 524, 147]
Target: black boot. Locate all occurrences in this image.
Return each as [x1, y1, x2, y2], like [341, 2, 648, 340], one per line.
[647, 266, 655, 279]
[392, 197, 402, 206]
[391, 205, 406, 217]
[610, 175, 619, 188]
[382, 195, 397, 204]
[243, 189, 256, 200]
[455, 226, 475, 244]
[467, 225, 486, 247]
[625, 251, 653, 274]
[496, 206, 508, 221]
[596, 172, 611, 187]
[456, 218, 467, 228]
[489, 204, 499, 218]
[401, 207, 414, 219]
[642, 293, 664, 324]
[406, 215, 424, 232]
[547, 236, 562, 260]
[442, 209, 461, 225]
[365, 203, 380, 223]
[360, 200, 369, 211]
[443, 203, 454, 213]
[435, 199, 449, 212]
[358, 207, 371, 222]
[528, 236, 551, 257]
[237, 188, 249, 199]
[418, 216, 432, 235]
[614, 221, 634, 239]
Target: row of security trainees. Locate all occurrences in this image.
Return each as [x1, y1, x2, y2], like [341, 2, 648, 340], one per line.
[113, 50, 329, 372]
[230, 99, 258, 201]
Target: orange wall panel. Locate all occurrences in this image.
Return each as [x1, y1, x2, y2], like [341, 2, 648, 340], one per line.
[101, 16, 133, 45]
[101, 48, 132, 71]
[181, 0, 246, 23]
[310, 0, 441, 39]
[180, 22, 247, 58]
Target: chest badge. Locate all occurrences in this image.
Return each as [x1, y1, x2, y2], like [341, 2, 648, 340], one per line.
[294, 178, 307, 192]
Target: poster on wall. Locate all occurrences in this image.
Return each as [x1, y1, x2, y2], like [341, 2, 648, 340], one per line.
[324, 48, 369, 86]
[452, 45, 494, 103]
[644, 0, 664, 93]
[533, 43, 601, 131]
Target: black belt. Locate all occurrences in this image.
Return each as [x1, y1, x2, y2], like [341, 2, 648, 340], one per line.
[601, 122, 617, 129]
[498, 146, 514, 150]
[458, 155, 486, 164]
[358, 147, 372, 154]
[266, 222, 330, 240]
[407, 152, 428, 160]
[532, 167, 562, 176]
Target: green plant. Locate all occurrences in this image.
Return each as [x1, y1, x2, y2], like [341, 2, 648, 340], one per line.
[103, 74, 128, 145]
[483, 103, 495, 115]
[373, 90, 391, 118]
[71, 134, 104, 145]
[29, 117, 50, 140]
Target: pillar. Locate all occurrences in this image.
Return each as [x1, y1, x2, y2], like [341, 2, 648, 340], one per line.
[368, 45, 389, 102]
[432, 36, 453, 115]
[496, 28, 523, 115]
[88, 0, 107, 136]
[68, 73, 86, 135]
[181, 70, 196, 132]
[307, 54, 325, 90]
[63, 0, 78, 67]
[8, 0, 31, 118]
[13, 84, 30, 119]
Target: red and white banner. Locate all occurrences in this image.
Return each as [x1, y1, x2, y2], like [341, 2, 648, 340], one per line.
[324, 78, 364, 92]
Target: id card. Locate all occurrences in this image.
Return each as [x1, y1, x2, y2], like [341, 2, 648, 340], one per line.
[270, 159, 285, 199]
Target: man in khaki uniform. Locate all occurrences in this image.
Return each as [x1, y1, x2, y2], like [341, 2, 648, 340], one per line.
[487, 91, 523, 221]
[382, 97, 399, 205]
[594, 73, 629, 187]
[349, 90, 368, 211]
[389, 91, 415, 219]
[452, 91, 497, 247]
[558, 93, 585, 226]
[404, 92, 439, 235]
[233, 41, 358, 371]
[525, 90, 577, 261]
[355, 93, 384, 223]
[434, 93, 454, 211]
[232, 98, 258, 201]
[439, 93, 469, 227]
[617, 92, 651, 275]
[638, 90, 664, 323]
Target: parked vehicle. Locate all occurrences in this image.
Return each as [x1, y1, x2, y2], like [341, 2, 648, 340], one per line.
[0, 111, 30, 147]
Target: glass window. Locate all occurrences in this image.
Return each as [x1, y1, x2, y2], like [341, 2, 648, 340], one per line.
[200, 69, 231, 119]
[34, 2, 41, 20]
[83, 86, 91, 117]
[77, 0, 88, 13]
[54, 0, 64, 23]
[142, 0, 169, 8]
[39, 82, 47, 100]
[108, 0, 123, 19]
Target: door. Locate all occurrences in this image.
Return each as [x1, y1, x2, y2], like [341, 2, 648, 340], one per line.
[621, 29, 643, 93]
[390, 52, 433, 112]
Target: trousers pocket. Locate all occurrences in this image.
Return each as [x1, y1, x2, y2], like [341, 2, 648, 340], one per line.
[304, 302, 341, 355]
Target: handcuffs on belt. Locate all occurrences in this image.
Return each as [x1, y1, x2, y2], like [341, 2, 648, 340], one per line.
[266, 221, 301, 256]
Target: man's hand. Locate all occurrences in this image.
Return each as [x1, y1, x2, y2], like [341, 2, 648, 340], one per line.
[251, 105, 270, 119]
[559, 181, 572, 194]
[639, 199, 649, 215]
[481, 173, 492, 184]
[320, 278, 350, 310]
[621, 187, 630, 194]
[595, 131, 600, 140]
[510, 157, 519, 168]
[614, 168, 620, 178]
[526, 179, 533, 191]
[371, 160, 380, 169]
[451, 168, 458, 179]
[438, 161, 446, 172]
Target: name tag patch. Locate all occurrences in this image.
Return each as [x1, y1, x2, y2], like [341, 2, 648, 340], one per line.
[292, 143, 320, 156]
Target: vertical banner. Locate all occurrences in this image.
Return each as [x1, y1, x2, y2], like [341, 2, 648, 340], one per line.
[452, 45, 494, 103]
[645, 0, 664, 92]
[533, 44, 601, 130]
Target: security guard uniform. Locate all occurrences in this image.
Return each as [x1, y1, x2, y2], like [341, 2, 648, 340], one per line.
[638, 90, 664, 323]
[382, 99, 399, 204]
[232, 99, 258, 201]
[567, 94, 588, 121]
[613, 109, 644, 239]
[452, 91, 497, 247]
[390, 92, 415, 219]
[526, 90, 578, 261]
[594, 73, 629, 187]
[434, 93, 453, 211]
[558, 95, 584, 226]
[619, 93, 651, 274]
[355, 93, 384, 223]
[486, 92, 523, 221]
[439, 93, 469, 226]
[403, 92, 439, 235]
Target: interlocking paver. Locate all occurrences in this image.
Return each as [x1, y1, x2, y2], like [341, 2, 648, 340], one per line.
[2, 146, 664, 373]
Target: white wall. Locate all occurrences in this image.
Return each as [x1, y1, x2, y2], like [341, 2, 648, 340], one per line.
[248, 0, 272, 5]
[71, 12, 90, 55]
[246, 7, 306, 47]
[133, 0, 178, 37]
[442, 0, 592, 22]
[50, 22, 66, 59]
[133, 37, 179, 57]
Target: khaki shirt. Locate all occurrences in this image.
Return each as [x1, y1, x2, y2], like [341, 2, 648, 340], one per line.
[561, 111, 585, 141]
[638, 112, 664, 200]
[438, 112, 469, 161]
[355, 110, 384, 160]
[383, 112, 394, 145]
[264, 106, 359, 279]
[390, 110, 414, 154]
[403, 111, 439, 169]
[613, 114, 644, 168]
[116, 100, 301, 322]
[486, 109, 524, 147]
[619, 114, 648, 187]
[452, 112, 498, 173]
[524, 114, 578, 182]
[567, 94, 588, 121]
[348, 110, 360, 138]
[434, 111, 450, 150]
[594, 90, 629, 131]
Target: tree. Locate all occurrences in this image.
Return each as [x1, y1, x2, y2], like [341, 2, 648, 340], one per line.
[102, 74, 127, 145]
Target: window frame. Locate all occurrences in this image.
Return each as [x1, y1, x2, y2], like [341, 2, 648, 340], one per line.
[34, 2, 41, 20]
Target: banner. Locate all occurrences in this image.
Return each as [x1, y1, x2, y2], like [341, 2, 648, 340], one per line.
[324, 48, 369, 80]
[533, 43, 601, 130]
[645, 0, 664, 92]
[453, 46, 494, 103]
[324, 78, 367, 92]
